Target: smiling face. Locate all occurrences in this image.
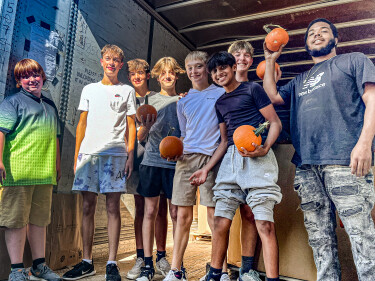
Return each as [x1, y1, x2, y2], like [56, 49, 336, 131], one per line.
[158, 66, 178, 91]
[232, 49, 253, 72]
[185, 59, 208, 85]
[100, 51, 124, 77]
[210, 64, 236, 88]
[128, 68, 149, 88]
[20, 73, 44, 95]
[306, 21, 337, 57]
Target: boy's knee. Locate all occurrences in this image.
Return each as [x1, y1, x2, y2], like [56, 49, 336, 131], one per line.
[214, 217, 231, 233]
[256, 220, 274, 237]
[177, 211, 193, 227]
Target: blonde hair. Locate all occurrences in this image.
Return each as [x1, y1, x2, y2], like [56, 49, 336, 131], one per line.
[151, 57, 185, 78]
[228, 40, 254, 58]
[127, 58, 150, 73]
[185, 51, 209, 65]
[14, 59, 46, 88]
[101, 44, 125, 62]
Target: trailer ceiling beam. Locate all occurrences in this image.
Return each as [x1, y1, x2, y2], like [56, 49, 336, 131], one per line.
[155, 0, 211, 12]
[197, 18, 375, 49]
[134, 0, 195, 50]
[179, 0, 361, 33]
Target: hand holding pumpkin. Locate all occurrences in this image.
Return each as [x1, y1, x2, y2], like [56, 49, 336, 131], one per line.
[140, 114, 157, 130]
[189, 168, 208, 186]
[263, 41, 285, 62]
[239, 143, 269, 158]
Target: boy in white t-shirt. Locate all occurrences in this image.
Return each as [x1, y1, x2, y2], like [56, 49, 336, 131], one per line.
[163, 51, 226, 281]
[63, 45, 136, 281]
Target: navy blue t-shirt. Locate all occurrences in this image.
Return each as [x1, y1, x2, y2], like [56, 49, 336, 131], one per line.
[278, 52, 375, 166]
[215, 82, 272, 147]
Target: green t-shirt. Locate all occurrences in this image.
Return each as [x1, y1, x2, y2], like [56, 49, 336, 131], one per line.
[0, 89, 61, 186]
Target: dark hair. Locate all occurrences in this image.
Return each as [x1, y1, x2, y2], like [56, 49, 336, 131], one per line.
[206, 51, 236, 73]
[304, 18, 338, 45]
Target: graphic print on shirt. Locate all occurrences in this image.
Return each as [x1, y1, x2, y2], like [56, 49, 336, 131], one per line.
[299, 72, 326, 97]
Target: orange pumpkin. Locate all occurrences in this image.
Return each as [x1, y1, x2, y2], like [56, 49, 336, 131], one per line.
[159, 136, 183, 159]
[256, 60, 281, 80]
[265, 27, 289, 52]
[136, 104, 157, 123]
[233, 121, 269, 152]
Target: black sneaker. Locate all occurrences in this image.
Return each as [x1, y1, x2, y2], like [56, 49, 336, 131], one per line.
[135, 266, 155, 281]
[106, 263, 121, 281]
[62, 261, 96, 280]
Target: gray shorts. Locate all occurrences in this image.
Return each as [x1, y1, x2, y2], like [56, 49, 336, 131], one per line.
[125, 170, 140, 195]
[213, 145, 282, 222]
[72, 153, 127, 194]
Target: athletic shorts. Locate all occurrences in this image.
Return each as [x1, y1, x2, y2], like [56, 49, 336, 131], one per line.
[213, 145, 282, 222]
[172, 153, 219, 207]
[72, 153, 127, 194]
[0, 185, 53, 228]
[137, 164, 174, 199]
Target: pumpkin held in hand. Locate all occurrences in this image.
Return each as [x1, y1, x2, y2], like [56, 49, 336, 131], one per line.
[159, 136, 183, 159]
[233, 121, 269, 152]
[136, 104, 157, 122]
[264, 25, 289, 52]
[256, 60, 281, 80]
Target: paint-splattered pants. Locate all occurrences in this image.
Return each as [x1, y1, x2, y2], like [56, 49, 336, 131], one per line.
[294, 165, 375, 281]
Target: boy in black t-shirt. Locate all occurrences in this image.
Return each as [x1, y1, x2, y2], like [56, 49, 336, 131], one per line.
[199, 52, 282, 281]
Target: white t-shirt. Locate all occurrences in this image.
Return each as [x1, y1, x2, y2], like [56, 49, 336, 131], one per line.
[78, 82, 136, 156]
[177, 84, 225, 156]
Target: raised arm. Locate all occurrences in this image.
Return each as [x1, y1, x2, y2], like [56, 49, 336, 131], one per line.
[74, 111, 87, 173]
[350, 82, 375, 176]
[189, 122, 228, 186]
[263, 42, 286, 105]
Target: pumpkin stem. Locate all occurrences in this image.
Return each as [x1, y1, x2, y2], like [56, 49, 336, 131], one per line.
[263, 24, 285, 33]
[167, 127, 175, 136]
[253, 121, 270, 136]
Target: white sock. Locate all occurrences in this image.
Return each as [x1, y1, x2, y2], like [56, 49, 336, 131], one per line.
[107, 261, 117, 265]
[83, 259, 92, 264]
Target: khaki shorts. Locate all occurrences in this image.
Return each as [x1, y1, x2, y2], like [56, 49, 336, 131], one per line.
[172, 153, 219, 207]
[0, 185, 53, 228]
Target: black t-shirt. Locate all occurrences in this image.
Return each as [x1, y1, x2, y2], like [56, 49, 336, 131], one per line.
[215, 82, 272, 147]
[278, 52, 375, 166]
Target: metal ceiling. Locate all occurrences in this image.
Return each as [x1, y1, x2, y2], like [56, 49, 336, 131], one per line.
[136, 0, 375, 84]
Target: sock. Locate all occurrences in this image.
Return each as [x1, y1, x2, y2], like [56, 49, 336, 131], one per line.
[144, 256, 153, 268]
[241, 256, 254, 273]
[136, 249, 144, 259]
[156, 250, 166, 262]
[82, 259, 92, 264]
[172, 269, 182, 279]
[107, 261, 117, 265]
[32, 258, 45, 270]
[11, 263, 24, 270]
[267, 278, 280, 281]
[207, 266, 222, 281]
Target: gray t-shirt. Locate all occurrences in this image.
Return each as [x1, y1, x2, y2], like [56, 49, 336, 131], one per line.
[141, 93, 181, 169]
[278, 52, 375, 166]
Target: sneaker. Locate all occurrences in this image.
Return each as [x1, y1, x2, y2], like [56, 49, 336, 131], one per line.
[8, 268, 28, 281]
[29, 263, 62, 281]
[136, 266, 155, 281]
[163, 270, 183, 281]
[106, 263, 121, 281]
[155, 257, 171, 277]
[127, 258, 144, 280]
[237, 269, 261, 281]
[220, 273, 230, 281]
[181, 266, 188, 281]
[62, 261, 96, 280]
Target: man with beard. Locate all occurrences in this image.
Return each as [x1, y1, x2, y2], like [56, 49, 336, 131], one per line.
[262, 18, 375, 280]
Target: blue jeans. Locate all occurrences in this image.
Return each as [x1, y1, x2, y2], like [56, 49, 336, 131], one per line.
[294, 165, 375, 281]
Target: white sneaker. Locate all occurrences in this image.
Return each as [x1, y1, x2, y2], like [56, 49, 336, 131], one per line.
[237, 270, 261, 281]
[155, 257, 171, 277]
[220, 273, 230, 281]
[163, 270, 182, 281]
[127, 258, 144, 280]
